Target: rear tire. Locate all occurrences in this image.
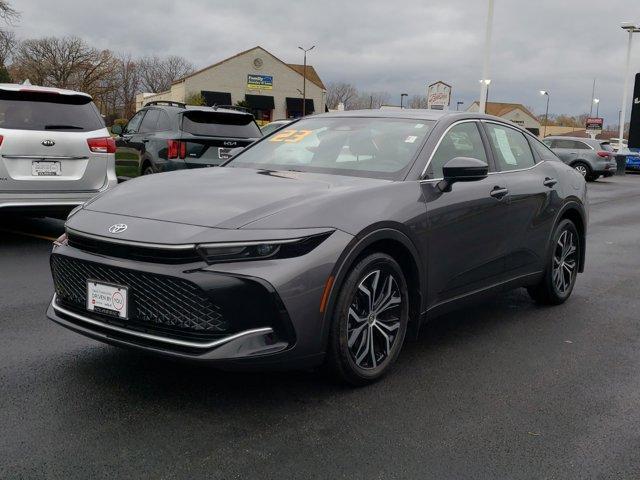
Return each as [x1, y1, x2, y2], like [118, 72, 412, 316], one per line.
[142, 165, 154, 176]
[573, 161, 595, 181]
[527, 219, 580, 305]
[325, 253, 409, 386]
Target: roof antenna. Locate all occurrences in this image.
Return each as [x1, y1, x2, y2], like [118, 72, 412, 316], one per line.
[22, 79, 32, 86]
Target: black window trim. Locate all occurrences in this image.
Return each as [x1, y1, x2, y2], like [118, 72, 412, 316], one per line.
[124, 109, 148, 134]
[138, 107, 162, 134]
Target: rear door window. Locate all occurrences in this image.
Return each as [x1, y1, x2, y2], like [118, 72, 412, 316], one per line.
[573, 141, 591, 150]
[181, 111, 261, 138]
[485, 123, 536, 171]
[139, 109, 160, 133]
[554, 139, 577, 149]
[0, 90, 104, 131]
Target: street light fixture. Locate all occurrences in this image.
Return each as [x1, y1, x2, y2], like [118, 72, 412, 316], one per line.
[298, 45, 315, 117]
[593, 98, 600, 117]
[540, 90, 550, 138]
[618, 22, 640, 150]
[400, 93, 408, 109]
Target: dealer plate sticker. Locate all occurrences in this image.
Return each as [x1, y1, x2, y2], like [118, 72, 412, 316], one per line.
[86, 281, 128, 319]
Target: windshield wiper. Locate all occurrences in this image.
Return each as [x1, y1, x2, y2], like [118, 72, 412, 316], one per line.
[44, 124, 84, 130]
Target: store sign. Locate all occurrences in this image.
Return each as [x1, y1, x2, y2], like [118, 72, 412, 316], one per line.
[247, 74, 273, 90]
[427, 81, 452, 110]
[585, 117, 604, 132]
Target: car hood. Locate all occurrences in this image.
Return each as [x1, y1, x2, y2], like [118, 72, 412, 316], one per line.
[83, 166, 387, 229]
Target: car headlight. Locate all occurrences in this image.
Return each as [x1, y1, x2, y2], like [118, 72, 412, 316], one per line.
[196, 232, 332, 264]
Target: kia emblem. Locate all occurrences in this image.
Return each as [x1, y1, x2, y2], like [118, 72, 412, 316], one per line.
[42, 139, 55, 147]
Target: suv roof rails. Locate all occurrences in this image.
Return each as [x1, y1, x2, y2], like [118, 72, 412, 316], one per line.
[212, 104, 251, 114]
[145, 100, 186, 108]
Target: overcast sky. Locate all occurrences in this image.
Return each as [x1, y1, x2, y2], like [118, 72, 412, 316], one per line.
[13, 0, 640, 125]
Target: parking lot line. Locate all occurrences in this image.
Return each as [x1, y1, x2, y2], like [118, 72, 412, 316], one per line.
[0, 229, 57, 242]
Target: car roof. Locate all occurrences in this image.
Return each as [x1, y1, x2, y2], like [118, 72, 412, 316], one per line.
[312, 109, 514, 125]
[0, 83, 92, 98]
[143, 102, 252, 117]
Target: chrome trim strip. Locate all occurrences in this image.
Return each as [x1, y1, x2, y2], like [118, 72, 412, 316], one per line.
[66, 227, 306, 251]
[66, 228, 196, 250]
[51, 294, 273, 349]
[0, 201, 83, 208]
[2, 155, 89, 160]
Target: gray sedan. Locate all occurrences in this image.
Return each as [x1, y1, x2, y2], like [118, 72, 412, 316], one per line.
[47, 110, 587, 385]
[542, 136, 617, 181]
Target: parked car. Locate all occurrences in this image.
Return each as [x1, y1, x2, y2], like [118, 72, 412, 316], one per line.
[0, 83, 117, 216]
[48, 110, 587, 385]
[542, 136, 616, 181]
[111, 101, 262, 178]
[260, 119, 292, 136]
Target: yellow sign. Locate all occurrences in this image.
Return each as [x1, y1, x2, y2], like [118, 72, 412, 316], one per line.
[247, 74, 273, 90]
[269, 130, 313, 143]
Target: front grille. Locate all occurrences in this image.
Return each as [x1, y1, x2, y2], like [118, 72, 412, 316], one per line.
[51, 254, 228, 334]
[67, 232, 202, 264]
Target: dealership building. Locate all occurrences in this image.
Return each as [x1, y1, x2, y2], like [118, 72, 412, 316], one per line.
[135, 46, 326, 124]
[467, 101, 542, 136]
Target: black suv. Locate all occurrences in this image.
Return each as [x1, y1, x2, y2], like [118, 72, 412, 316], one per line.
[111, 101, 262, 178]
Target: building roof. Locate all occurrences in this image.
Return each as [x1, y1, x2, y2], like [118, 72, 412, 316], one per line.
[285, 64, 326, 90]
[469, 101, 538, 121]
[171, 46, 326, 91]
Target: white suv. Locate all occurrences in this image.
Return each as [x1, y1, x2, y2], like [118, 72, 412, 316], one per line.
[0, 83, 117, 216]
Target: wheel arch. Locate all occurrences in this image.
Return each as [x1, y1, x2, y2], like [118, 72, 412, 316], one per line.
[555, 201, 587, 272]
[320, 227, 425, 349]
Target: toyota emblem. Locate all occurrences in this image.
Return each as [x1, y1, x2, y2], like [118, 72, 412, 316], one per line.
[41, 139, 55, 147]
[108, 224, 128, 234]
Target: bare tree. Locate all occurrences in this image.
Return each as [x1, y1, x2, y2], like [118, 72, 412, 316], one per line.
[351, 91, 390, 110]
[0, 1, 18, 23]
[408, 95, 428, 109]
[138, 55, 195, 93]
[115, 53, 140, 118]
[326, 81, 358, 110]
[0, 29, 15, 66]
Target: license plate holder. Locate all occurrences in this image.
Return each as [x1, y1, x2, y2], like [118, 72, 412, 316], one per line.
[86, 280, 129, 319]
[32, 161, 61, 176]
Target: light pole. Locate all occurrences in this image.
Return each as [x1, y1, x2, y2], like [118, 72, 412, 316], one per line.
[479, 0, 495, 114]
[457, 101, 464, 111]
[593, 98, 600, 117]
[400, 93, 408, 109]
[618, 22, 640, 150]
[540, 90, 550, 138]
[479, 79, 491, 107]
[298, 45, 315, 117]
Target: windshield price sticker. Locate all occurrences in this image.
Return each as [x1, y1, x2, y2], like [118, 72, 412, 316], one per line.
[269, 129, 313, 143]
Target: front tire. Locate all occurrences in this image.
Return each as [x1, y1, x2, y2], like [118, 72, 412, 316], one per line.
[325, 253, 409, 386]
[527, 219, 580, 305]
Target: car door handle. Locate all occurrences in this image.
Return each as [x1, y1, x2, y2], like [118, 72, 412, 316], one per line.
[490, 186, 509, 200]
[543, 177, 557, 187]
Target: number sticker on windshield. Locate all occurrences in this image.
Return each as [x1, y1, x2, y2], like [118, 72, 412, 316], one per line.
[269, 129, 312, 143]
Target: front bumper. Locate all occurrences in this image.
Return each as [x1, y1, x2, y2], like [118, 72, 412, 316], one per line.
[47, 229, 353, 367]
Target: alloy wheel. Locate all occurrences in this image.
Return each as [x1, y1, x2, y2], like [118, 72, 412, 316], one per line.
[574, 164, 588, 177]
[347, 269, 402, 370]
[552, 229, 577, 295]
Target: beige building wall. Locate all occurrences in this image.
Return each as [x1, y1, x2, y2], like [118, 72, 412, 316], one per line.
[136, 47, 325, 121]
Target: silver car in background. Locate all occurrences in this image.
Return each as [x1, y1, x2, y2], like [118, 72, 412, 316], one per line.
[0, 84, 117, 216]
[542, 136, 617, 181]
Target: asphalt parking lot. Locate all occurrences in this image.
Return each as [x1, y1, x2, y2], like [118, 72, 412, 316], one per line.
[2, 174, 640, 479]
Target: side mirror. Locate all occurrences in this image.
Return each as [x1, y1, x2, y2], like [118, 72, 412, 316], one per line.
[437, 157, 488, 192]
[111, 124, 123, 136]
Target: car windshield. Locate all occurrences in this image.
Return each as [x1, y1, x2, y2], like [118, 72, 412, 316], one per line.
[600, 142, 614, 152]
[227, 117, 435, 179]
[0, 90, 105, 131]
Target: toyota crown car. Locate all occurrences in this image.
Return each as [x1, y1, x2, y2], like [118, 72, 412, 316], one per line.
[111, 101, 261, 178]
[0, 83, 117, 216]
[47, 110, 587, 385]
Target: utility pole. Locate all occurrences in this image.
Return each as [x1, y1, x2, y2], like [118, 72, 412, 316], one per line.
[479, 0, 495, 114]
[589, 78, 596, 117]
[298, 45, 315, 117]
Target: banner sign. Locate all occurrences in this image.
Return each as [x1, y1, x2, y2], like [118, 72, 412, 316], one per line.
[629, 73, 640, 149]
[427, 81, 451, 110]
[247, 74, 273, 90]
[585, 117, 604, 132]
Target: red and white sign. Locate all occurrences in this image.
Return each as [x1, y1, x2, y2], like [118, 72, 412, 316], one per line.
[427, 81, 452, 110]
[585, 117, 604, 132]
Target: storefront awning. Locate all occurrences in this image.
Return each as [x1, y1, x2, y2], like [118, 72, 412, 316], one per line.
[201, 91, 232, 107]
[285, 97, 315, 114]
[245, 94, 275, 111]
